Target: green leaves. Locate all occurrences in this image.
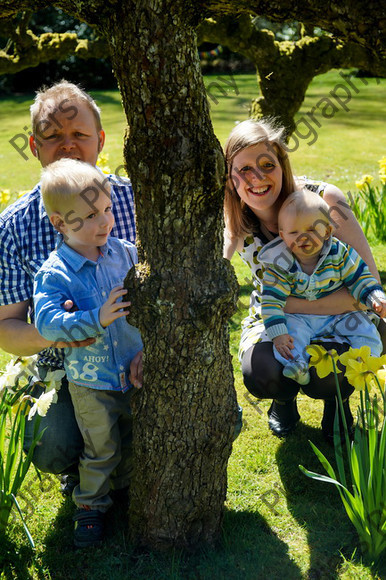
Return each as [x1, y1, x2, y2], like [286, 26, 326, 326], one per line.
[352, 164, 386, 242]
[299, 355, 386, 561]
[0, 357, 50, 547]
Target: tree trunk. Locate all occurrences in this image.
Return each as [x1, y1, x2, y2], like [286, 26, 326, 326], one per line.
[103, 1, 239, 550]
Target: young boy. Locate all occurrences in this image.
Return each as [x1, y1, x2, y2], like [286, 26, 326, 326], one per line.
[0, 80, 138, 495]
[259, 189, 386, 385]
[33, 158, 143, 547]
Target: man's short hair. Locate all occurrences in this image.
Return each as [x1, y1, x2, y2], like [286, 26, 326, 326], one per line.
[30, 80, 102, 135]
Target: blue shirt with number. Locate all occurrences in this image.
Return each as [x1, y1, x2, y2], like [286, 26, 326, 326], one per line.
[34, 236, 143, 392]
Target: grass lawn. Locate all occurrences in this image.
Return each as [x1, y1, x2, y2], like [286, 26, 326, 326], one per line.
[0, 70, 386, 579]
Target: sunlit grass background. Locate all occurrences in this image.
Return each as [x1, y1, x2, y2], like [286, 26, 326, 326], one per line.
[0, 69, 385, 579]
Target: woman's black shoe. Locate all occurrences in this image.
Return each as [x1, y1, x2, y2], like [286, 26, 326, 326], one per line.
[268, 399, 300, 437]
[321, 398, 354, 445]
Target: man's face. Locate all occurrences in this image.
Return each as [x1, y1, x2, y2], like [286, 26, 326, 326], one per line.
[29, 100, 105, 168]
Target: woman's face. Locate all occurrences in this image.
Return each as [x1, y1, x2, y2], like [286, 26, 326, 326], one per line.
[230, 143, 283, 216]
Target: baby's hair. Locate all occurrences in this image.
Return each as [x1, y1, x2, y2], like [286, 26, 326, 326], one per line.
[278, 189, 330, 230]
[224, 118, 296, 238]
[31, 80, 102, 135]
[41, 158, 108, 217]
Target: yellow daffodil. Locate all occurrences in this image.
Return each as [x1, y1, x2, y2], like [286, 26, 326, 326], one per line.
[340, 346, 386, 372]
[339, 345, 371, 367]
[306, 345, 341, 378]
[0, 189, 11, 204]
[339, 346, 386, 391]
[344, 358, 378, 391]
[378, 156, 386, 171]
[379, 171, 386, 185]
[355, 174, 374, 190]
[97, 152, 111, 174]
[376, 368, 386, 388]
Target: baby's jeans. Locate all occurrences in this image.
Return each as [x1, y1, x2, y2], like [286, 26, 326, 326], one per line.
[273, 311, 382, 369]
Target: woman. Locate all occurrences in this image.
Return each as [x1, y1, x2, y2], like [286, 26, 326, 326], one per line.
[224, 118, 386, 442]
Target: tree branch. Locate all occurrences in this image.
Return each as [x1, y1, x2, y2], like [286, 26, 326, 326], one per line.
[201, 0, 385, 58]
[198, 14, 384, 133]
[0, 28, 108, 75]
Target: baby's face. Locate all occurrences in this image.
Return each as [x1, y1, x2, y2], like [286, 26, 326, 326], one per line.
[279, 208, 331, 261]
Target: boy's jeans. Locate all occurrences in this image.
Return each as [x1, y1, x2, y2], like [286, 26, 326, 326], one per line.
[68, 383, 133, 511]
[24, 374, 134, 501]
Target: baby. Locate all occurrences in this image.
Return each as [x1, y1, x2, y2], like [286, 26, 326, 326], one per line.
[259, 189, 386, 385]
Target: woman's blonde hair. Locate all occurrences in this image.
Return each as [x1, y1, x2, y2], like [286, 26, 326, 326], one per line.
[224, 118, 296, 238]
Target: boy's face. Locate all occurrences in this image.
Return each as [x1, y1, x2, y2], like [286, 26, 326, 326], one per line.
[53, 187, 114, 258]
[29, 100, 105, 168]
[279, 207, 332, 262]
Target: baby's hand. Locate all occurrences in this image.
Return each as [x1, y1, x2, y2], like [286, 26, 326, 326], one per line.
[372, 296, 386, 319]
[99, 286, 131, 328]
[273, 334, 294, 360]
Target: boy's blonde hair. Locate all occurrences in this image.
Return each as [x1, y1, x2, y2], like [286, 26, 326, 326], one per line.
[224, 118, 296, 238]
[278, 189, 330, 230]
[41, 158, 108, 217]
[30, 80, 102, 135]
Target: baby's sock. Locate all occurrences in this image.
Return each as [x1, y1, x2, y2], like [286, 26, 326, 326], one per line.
[283, 363, 310, 386]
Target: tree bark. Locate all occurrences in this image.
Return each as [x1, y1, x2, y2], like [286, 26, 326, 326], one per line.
[101, 1, 239, 550]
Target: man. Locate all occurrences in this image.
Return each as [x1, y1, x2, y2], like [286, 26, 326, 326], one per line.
[0, 80, 140, 495]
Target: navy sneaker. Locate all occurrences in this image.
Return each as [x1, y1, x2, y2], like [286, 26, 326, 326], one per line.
[73, 507, 105, 548]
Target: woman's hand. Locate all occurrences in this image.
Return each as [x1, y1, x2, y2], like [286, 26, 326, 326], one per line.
[284, 287, 367, 316]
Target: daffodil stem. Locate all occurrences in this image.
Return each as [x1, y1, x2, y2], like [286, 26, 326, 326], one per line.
[332, 358, 353, 478]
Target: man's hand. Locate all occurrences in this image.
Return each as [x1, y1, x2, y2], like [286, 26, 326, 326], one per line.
[50, 337, 96, 349]
[99, 286, 131, 328]
[54, 298, 96, 349]
[129, 350, 143, 388]
[273, 334, 294, 360]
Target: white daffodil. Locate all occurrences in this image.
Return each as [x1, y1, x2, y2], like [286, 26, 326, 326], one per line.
[0, 355, 41, 391]
[44, 369, 65, 392]
[0, 359, 25, 388]
[28, 388, 57, 420]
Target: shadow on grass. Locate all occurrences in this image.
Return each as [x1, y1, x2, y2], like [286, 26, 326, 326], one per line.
[38, 495, 302, 579]
[276, 422, 386, 579]
[0, 534, 34, 579]
[39, 496, 134, 580]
